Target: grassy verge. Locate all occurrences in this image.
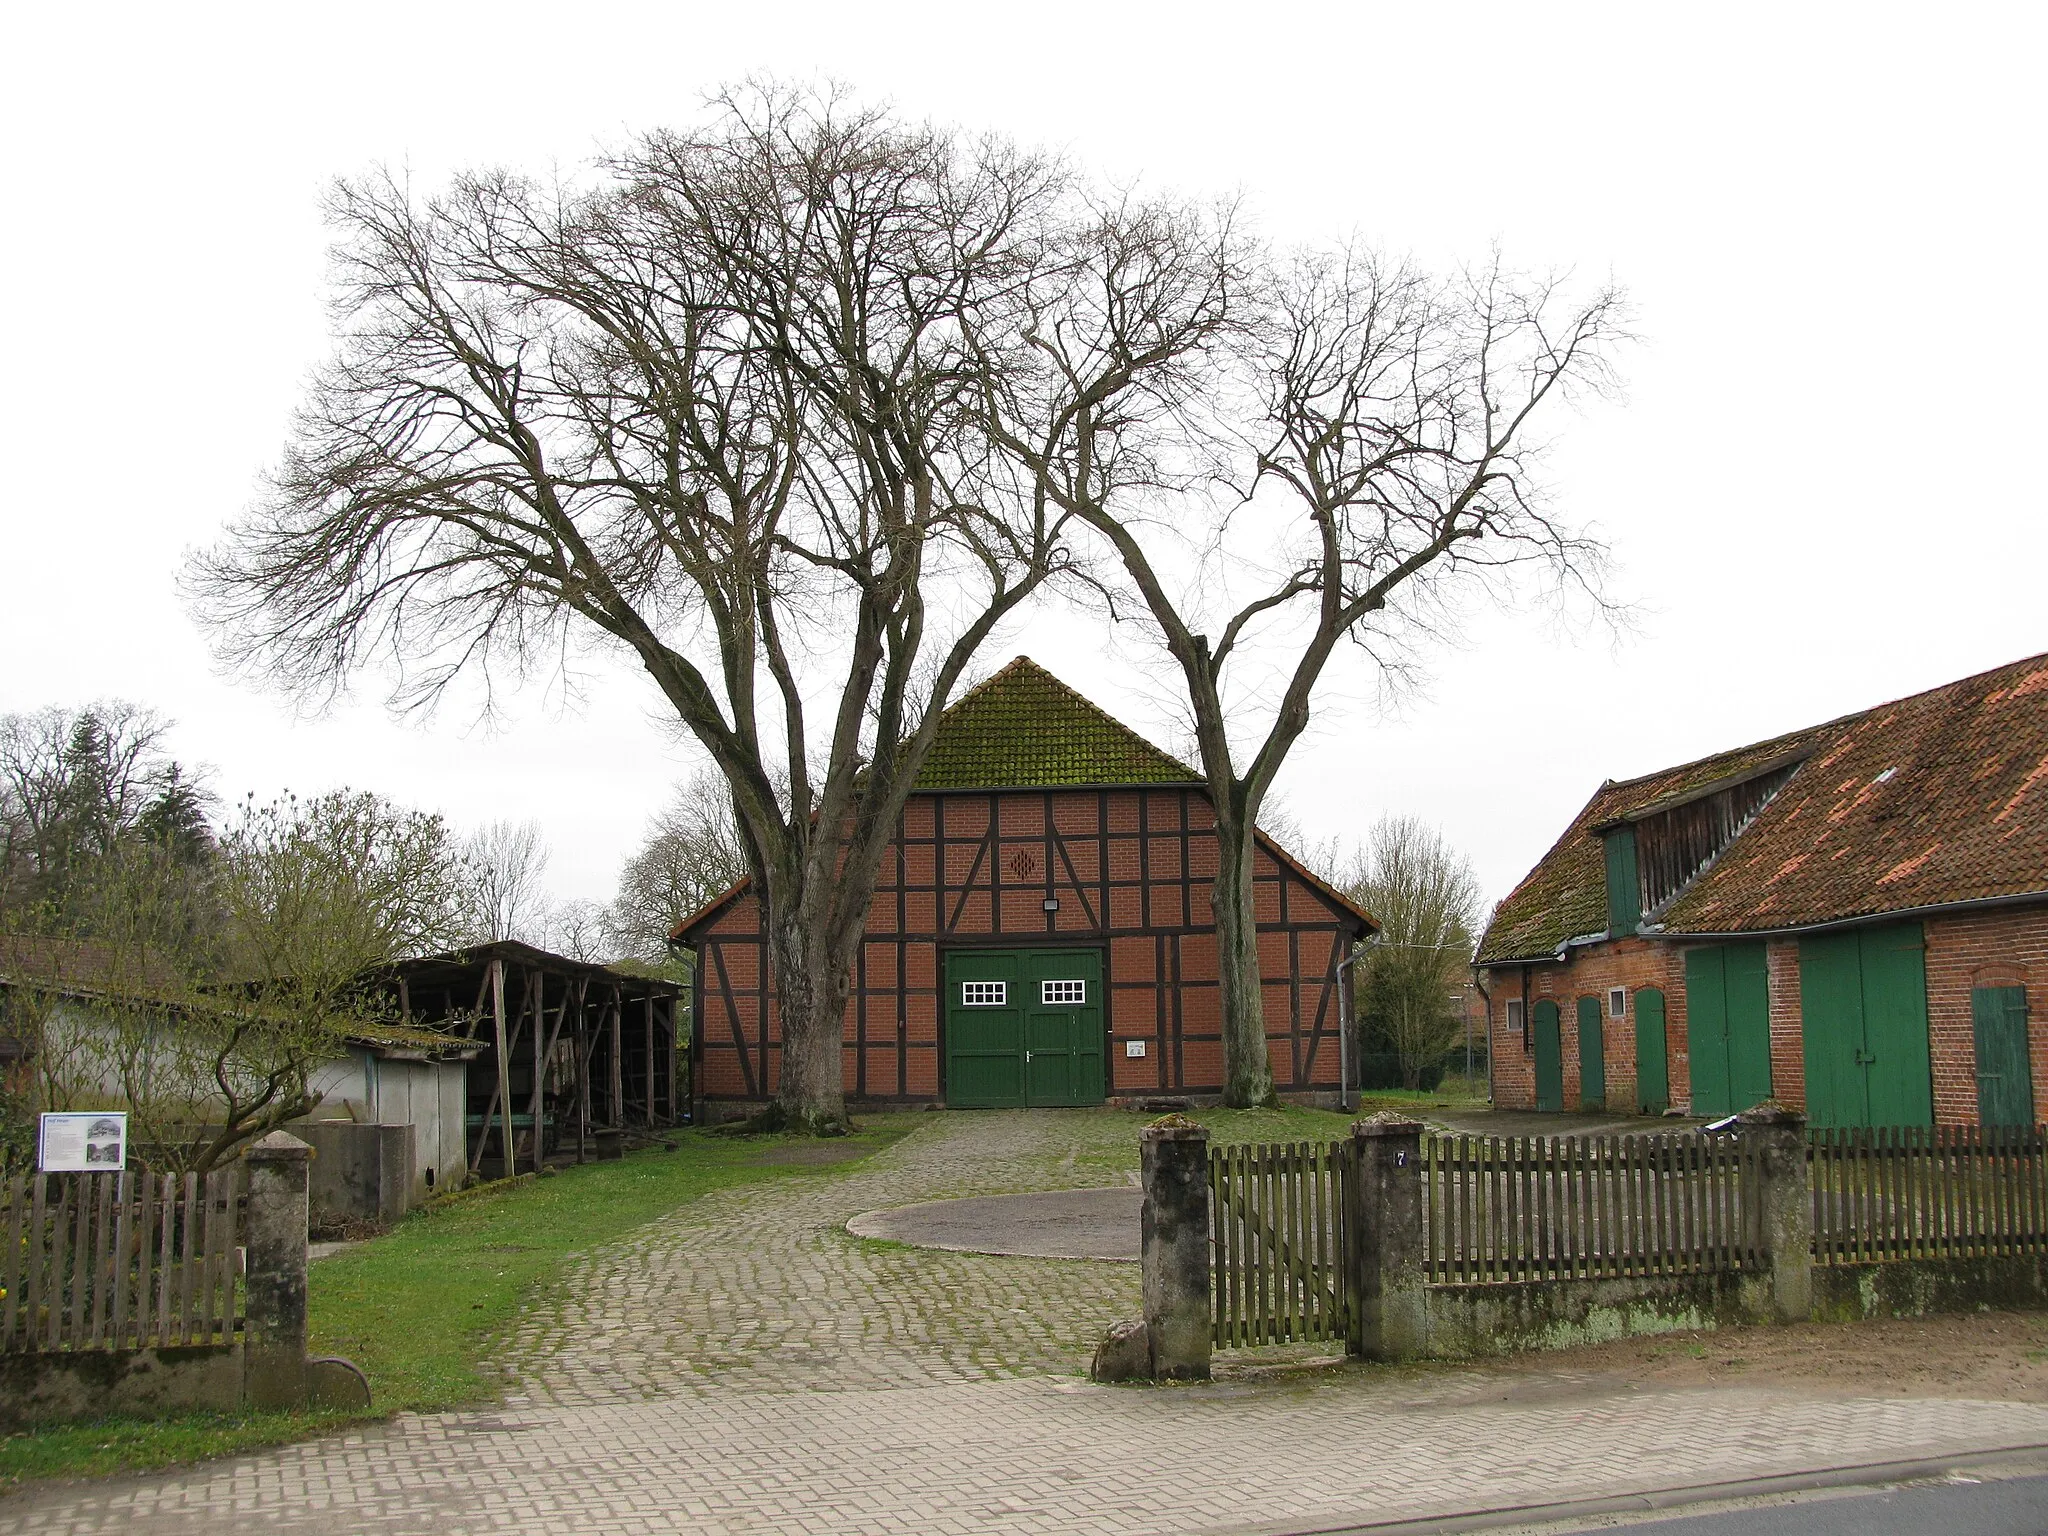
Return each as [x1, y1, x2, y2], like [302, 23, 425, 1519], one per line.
[0, 1116, 919, 1492]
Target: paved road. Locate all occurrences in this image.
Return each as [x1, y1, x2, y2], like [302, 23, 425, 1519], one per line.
[1546, 1470, 2048, 1534]
[9, 1111, 2048, 1536]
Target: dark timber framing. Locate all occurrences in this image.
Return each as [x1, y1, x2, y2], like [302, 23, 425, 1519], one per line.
[376, 941, 684, 1175]
[682, 787, 1371, 1113]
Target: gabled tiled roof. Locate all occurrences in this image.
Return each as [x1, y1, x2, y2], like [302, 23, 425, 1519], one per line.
[672, 657, 1377, 939]
[1476, 652, 2048, 963]
[914, 657, 1199, 790]
[1475, 723, 1841, 964]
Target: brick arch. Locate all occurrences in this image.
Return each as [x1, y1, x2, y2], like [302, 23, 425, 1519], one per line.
[1970, 961, 2032, 988]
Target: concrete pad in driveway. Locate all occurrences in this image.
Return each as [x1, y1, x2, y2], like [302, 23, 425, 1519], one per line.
[848, 1185, 1140, 1260]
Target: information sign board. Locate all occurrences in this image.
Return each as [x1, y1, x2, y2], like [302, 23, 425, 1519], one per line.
[37, 1111, 128, 1172]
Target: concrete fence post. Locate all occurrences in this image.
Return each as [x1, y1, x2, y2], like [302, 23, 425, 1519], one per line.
[1140, 1118, 1212, 1381]
[1739, 1101, 1812, 1324]
[243, 1129, 313, 1409]
[1349, 1113, 1427, 1361]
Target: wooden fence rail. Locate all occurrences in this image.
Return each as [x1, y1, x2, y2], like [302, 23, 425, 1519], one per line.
[1208, 1140, 1351, 1349]
[1425, 1133, 1766, 1285]
[1, 1169, 241, 1353]
[1811, 1124, 2048, 1265]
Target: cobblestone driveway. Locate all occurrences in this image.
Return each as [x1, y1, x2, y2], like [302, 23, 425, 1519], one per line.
[10, 1111, 2048, 1535]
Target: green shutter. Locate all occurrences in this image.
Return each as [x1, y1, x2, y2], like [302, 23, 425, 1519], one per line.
[1635, 986, 1670, 1114]
[1533, 1000, 1563, 1112]
[1974, 985, 2035, 1128]
[1603, 826, 1642, 938]
[1578, 995, 1606, 1109]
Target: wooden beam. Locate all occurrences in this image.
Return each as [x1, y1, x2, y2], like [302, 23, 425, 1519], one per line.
[643, 994, 655, 1127]
[492, 959, 513, 1175]
[529, 972, 573, 1170]
[610, 984, 625, 1130]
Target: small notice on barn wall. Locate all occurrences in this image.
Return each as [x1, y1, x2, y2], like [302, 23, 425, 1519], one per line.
[1125, 1040, 1146, 1058]
[38, 1112, 127, 1172]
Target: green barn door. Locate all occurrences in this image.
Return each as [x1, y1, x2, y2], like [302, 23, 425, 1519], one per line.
[1022, 950, 1105, 1107]
[1578, 996, 1606, 1110]
[1685, 943, 1772, 1118]
[1533, 1000, 1563, 1112]
[945, 951, 1026, 1107]
[1973, 986, 2034, 1128]
[1863, 924, 1934, 1127]
[1798, 922, 1932, 1129]
[945, 948, 1105, 1109]
[1635, 987, 1670, 1114]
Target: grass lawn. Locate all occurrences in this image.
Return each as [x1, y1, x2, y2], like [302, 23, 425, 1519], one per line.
[0, 1116, 919, 1493]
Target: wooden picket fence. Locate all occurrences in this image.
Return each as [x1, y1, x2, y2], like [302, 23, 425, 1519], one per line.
[1425, 1132, 1766, 1284]
[1811, 1124, 2048, 1265]
[1208, 1140, 1352, 1348]
[1, 1170, 241, 1353]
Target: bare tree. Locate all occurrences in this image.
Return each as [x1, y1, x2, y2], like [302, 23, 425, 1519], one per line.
[1004, 247, 1625, 1103]
[602, 771, 750, 962]
[191, 86, 1226, 1130]
[544, 897, 609, 963]
[461, 819, 552, 944]
[1342, 816, 1481, 1089]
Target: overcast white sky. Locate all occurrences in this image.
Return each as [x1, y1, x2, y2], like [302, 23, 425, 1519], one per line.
[3, 1, 2042, 914]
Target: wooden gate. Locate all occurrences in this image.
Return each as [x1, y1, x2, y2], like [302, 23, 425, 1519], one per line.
[1208, 1140, 1351, 1348]
[2, 1170, 241, 1353]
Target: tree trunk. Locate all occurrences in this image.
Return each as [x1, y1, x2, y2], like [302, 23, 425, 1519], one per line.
[763, 907, 854, 1133]
[1209, 814, 1276, 1109]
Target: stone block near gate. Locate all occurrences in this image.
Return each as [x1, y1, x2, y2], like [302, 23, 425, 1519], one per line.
[1140, 1118, 1212, 1381]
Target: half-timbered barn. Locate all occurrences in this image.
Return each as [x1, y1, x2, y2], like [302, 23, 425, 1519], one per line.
[677, 658, 1375, 1117]
[1477, 651, 2048, 1130]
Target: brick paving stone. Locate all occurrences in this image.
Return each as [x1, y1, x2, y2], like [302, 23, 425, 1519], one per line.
[9, 1110, 2048, 1535]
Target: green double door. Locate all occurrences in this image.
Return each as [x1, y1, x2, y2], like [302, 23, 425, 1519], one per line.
[944, 948, 1106, 1108]
[1799, 922, 1933, 1129]
[1686, 943, 1774, 1119]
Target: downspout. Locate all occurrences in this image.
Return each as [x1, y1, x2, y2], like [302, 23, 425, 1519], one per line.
[1472, 971, 1494, 1107]
[1336, 945, 1357, 1114]
[1336, 928, 1383, 1113]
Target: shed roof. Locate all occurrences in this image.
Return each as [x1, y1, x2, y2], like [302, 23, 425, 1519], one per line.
[1477, 651, 2048, 964]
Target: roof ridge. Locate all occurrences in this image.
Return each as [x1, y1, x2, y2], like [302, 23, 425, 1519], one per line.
[1606, 649, 2048, 795]
[914, 655, 1199, 791]
[1602, 714, 1859, 794]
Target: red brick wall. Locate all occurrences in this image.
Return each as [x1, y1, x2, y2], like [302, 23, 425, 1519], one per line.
[1481, 938, 1688, 1113]
[689, 786, 1366, 1106]
[1923, 906, 2048, 1124]
[1486, 902, 2048, 1124]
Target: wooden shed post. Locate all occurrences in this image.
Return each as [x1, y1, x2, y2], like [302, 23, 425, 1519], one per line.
[491, 959, 514, 1177]
[609, 985, 624, 1130]
[644, 995, 655, 1127]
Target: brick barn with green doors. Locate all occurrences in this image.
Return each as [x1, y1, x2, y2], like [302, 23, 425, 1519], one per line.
[676, 658, 1376, 1118]
[1476, 651, 2048, 1129]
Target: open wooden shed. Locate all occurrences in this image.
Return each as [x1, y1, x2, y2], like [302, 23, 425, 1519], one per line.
[383, 941, 684, 1178]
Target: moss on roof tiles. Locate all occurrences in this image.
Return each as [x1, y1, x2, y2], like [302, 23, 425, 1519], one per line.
[1477, 651, 2048, 963]
[915, 657, 1199, 790]
[1474, 720, 1847, 965]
